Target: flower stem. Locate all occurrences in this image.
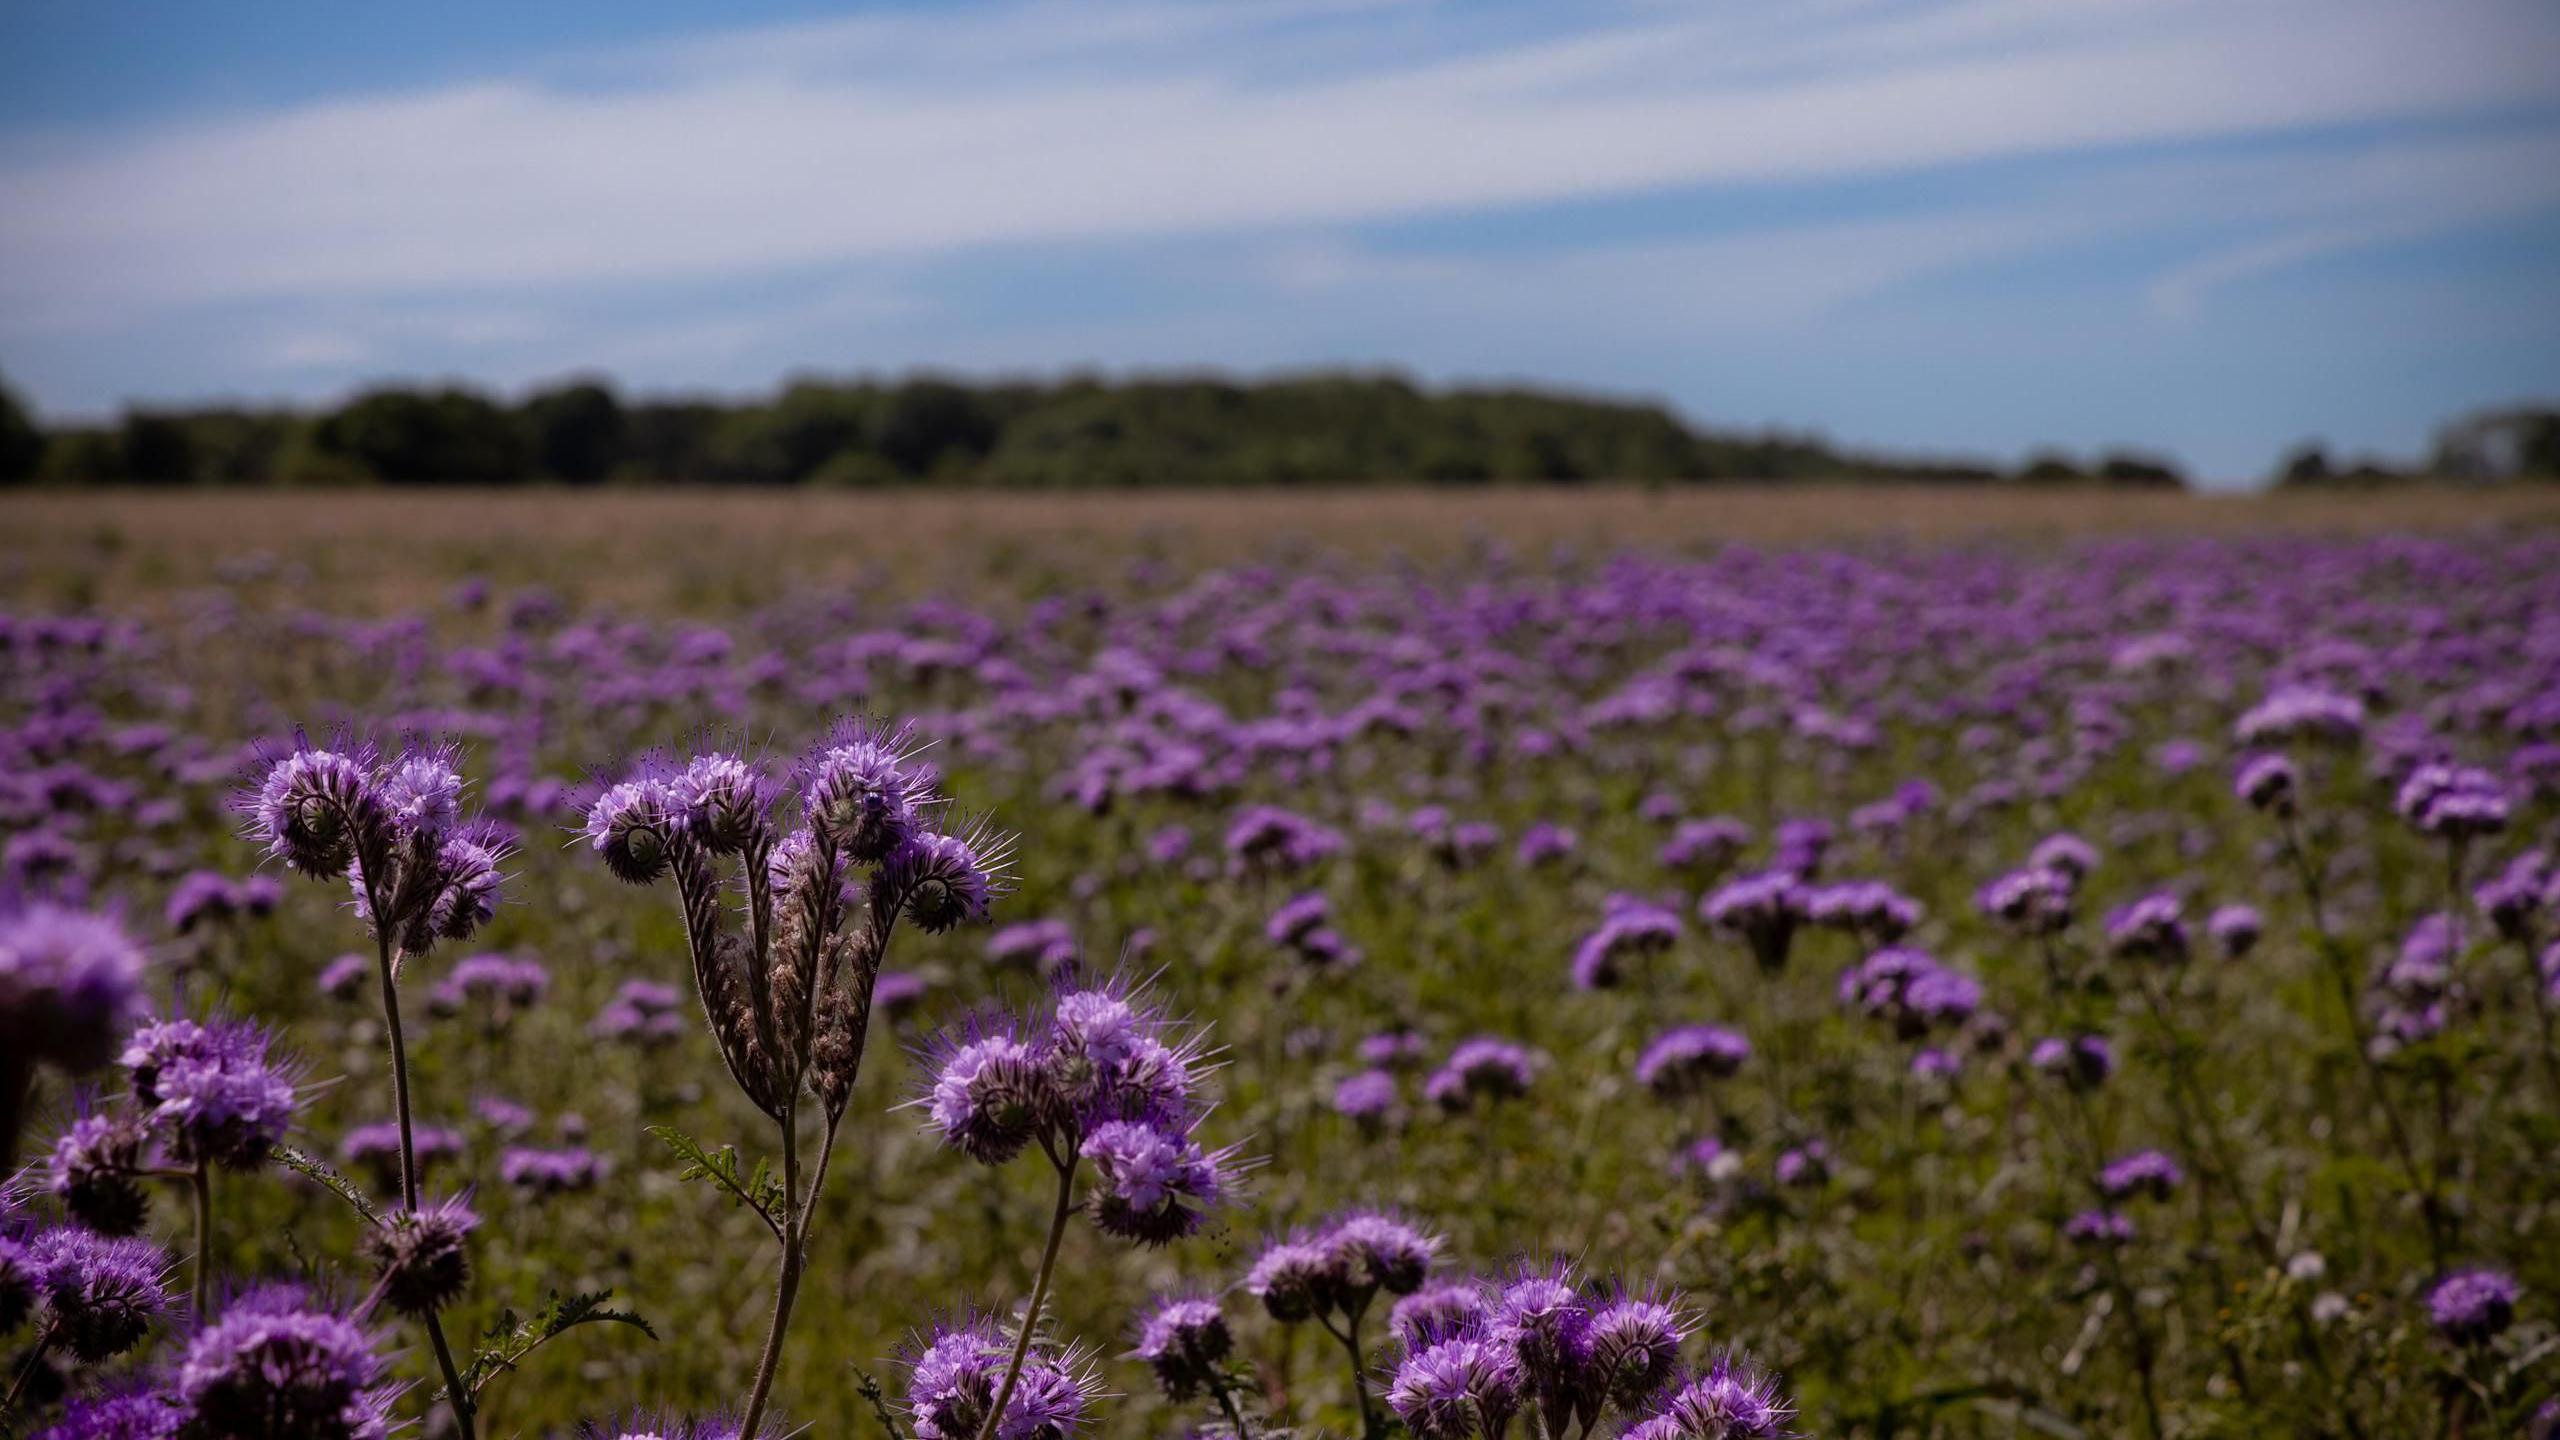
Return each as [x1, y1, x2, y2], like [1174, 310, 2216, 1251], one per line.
[738, 1105, 805, 1440]
[190, 1159, 213, 1318]
[974, 1155, 1081, 1440]
[374, 935, 478, 1440]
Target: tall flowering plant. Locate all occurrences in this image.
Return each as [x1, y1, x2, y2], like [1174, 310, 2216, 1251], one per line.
[581, 721, 1013, 1439]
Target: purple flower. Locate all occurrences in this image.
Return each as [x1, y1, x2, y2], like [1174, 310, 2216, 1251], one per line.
[1327, 1209, 1442, 1299]
[2234, 686, 2365, 746]
[671, 751, 770, 855]
[1, 902, 149, 1074]
[1515, 823, 1580, 869]
[2396, 763, 2510, 841]
[802, 719, 935, 862]
[2098, 1149, 2185, 1202]
[1571, 898, 1681, 991]
[1633, 1026, 1750, 1097]
[243, 740, 383, 879]
[1386, 1330, 1521, 1440]
[920, 1017, 1051, 1165]
[2029, 1034, 2114, 1090]
[1773, 1142, 1830, 1189]
[1245, 1232, 1353, 1323]
[581, 766, 680, 886]
[2208, 904, 2262, 958]
[1977, 867, 2075, 934]
[315, 953, 369, 1001]
[1390, 1281, 1490, 1347]
[499, 1145, 603, 1197]
[1081, 1116, 1236, 1244]
[1583, 1288, 1688, 1409]
[122, 1017, 300, 1170]
[1642, 1352, 1795, 1439]
[2104, 894, 2189, 963]
[2427, 1269, 2521, 1343]
[1700, 872, 1807, 973]
[1334, 1068, 1400, 1122]
[174, 1286, 392, 1440]
[901, 1315, 1099, 1440]
[2065, 1209, 2135, 1248]
[1658, 819, 1750, 877]
[1425, 1037, 1542, 1110]
[881, 823, 1012, 934]
[1487, 1259, 1593, 1424]
[589, 979, 687, 1046]
[1223, 805, 1346, 876]
[358, 1193, 477, 1317]
[49, 1108, 156, 1236]
[2234, 752, 2301, 814]
[30, 1227, 172, 1362]
[1132, 1294, 1232, 1399]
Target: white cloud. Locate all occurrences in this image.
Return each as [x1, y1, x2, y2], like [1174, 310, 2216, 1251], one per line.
[1, 0, 2554, 331]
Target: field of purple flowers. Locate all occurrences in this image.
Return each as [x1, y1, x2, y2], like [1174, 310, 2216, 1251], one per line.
[4, 519, 2558, 1439]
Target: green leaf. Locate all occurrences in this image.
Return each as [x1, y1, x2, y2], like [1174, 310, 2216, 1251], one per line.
[270, 1142, 382, 1225]
[857, 1367, 914, 1440]
[647, 1124, 786, 1228]
[458, 1288, 657, 1400]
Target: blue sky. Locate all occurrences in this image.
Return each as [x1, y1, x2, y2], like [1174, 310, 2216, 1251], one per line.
[3, 0, 2557, 484]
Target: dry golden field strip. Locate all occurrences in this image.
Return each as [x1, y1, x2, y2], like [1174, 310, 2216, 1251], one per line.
[6, 484, 2557, 613]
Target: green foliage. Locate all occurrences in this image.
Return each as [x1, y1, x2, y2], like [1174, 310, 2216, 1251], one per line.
[648, 1123, 787, 1232]
[14, 370, 2043, 488]
[457, 1289, 657, 1400]
[0, 372, 46, 481]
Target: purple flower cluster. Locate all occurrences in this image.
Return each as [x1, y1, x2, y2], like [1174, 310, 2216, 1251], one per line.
[242, 735, 508, 957]
[900, 1313, 1101, 1440]
[1378, 1258, 1791, 1440]
[1633, 1024, 1750, 1097]
[1837, 948, 1982, 1038]
[1570, 895, 1681, 990]
[1423, 1036, 1542, 1110]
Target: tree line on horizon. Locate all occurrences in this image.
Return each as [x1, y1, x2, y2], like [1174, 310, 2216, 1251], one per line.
[0, 370, 2196, 490]
[1, 368, 2547, 491]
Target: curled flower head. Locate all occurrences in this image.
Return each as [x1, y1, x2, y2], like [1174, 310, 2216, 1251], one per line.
[1131, 1294, 1231, 1400]
[1081, 1116, 1236, 1245]
[174, 1285, 392, 1440]
[1042, 976, 1206, 1126]
[1392, 1280, 1490, 1348]
[1245, 1231, 1353, 1323]
[1646, 1353, 1796, 1439]
[2427, 1268, 2521, 1344]
[672, 751, 769, 855]
[582, 765, 680, 886]
[48, 1106, 156, 1236]
[883, 822, 1013, 935]
[901, 1315, 1099, 1440]
[0, 902, 149, 1074]
[1489, 1259, 1593, 1415]
[1583, 1287, 1688, 1411]
[358, 1194, 477, 1318]
[1386, 1330, 1521, 1440]
[1327, 1209, 1442, 1299]
[31, 1227, 172, 1362]
[243, 740, 382, 879]
[804, 719, 935, 863]
[920, 1016, 1053, 1166]
[1334, 1068, 1400, 1122]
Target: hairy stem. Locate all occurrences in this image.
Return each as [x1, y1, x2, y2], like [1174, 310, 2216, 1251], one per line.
[975, 1155, 1081, 1440]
